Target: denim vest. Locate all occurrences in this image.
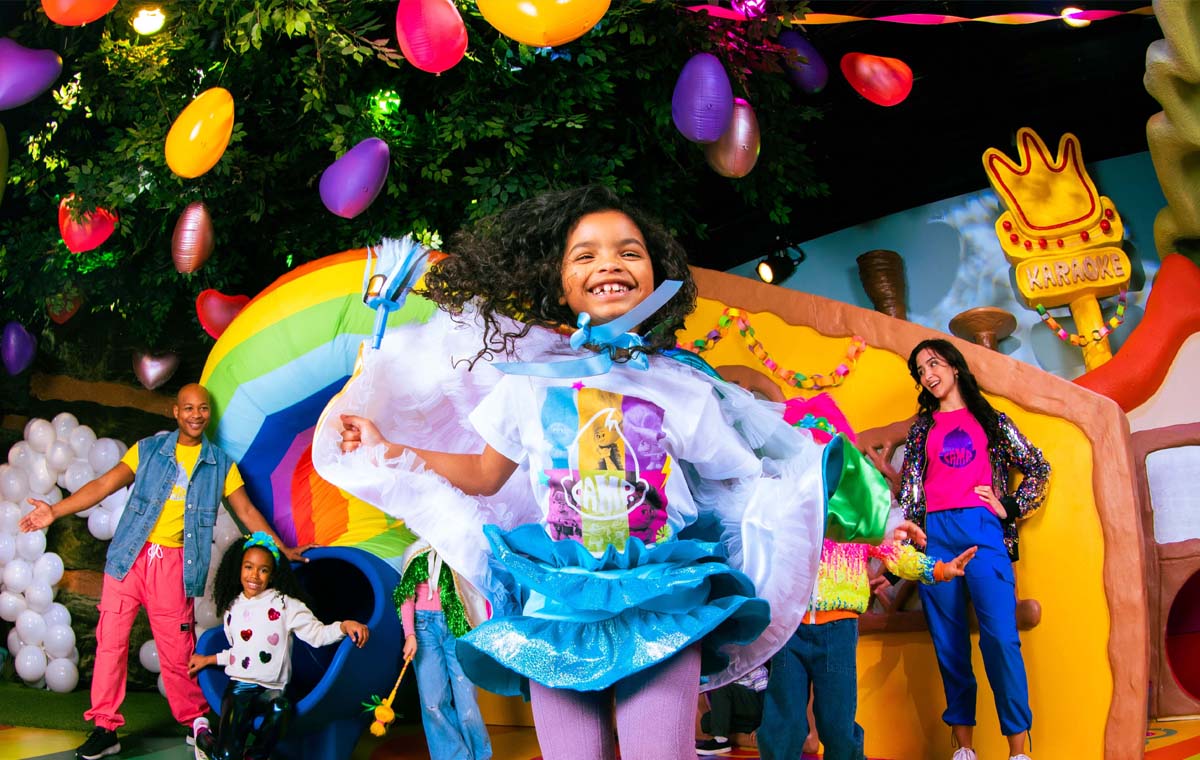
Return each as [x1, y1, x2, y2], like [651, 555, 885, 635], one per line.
[105, 430, 233, 597]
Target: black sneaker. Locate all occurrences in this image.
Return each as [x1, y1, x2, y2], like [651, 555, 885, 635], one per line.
[696, 737, 733, 755]
[76, 727, 120, 759]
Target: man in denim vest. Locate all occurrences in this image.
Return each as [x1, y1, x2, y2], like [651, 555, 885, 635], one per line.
[21, 383, 312, 760]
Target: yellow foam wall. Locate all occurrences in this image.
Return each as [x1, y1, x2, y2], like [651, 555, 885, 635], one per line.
[684, 298, 1112, 760]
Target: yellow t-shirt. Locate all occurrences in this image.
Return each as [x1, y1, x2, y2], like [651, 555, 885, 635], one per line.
[121, 443, 245, 547]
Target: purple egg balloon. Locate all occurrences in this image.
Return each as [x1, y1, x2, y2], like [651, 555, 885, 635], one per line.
[319, 138, 391, 219]
[0, 38, 63, 111]
[779, 30, 828, 95]
[671, 53, 733, 144]
[2, 321, 36, 375]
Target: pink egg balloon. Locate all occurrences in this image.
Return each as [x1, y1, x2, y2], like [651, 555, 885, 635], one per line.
[318, 138, 390, 219]
[840, 53, 913, 107]
[704, 98, 760, 179]
[196, 289, 250, 340]
[396, 0, 468, 74]
[0, 38, 63, 111]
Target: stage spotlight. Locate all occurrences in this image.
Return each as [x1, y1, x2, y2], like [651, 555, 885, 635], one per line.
[755, 248, 806, 284]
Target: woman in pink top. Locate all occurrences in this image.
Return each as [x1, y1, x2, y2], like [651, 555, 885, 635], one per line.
[880, 339, 1050, 760]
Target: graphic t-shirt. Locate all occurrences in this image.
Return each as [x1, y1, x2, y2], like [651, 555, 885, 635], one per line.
[121, 443, 244, 547]
[469, 362, 760, 554]
[924, 408, 991, 514]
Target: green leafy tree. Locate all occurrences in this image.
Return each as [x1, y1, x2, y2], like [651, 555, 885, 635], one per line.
[0, 0, 822, 385]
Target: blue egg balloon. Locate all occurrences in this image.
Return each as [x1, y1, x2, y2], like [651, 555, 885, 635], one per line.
[319, 138, 391, 219]
[779, 30, 828, 95]
[671, 53, 733, 144]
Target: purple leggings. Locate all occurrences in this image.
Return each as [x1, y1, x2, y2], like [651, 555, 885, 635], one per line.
[529, 645, 701, 760]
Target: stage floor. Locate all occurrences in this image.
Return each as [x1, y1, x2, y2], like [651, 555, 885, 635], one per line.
[2, 719, 1200, 760]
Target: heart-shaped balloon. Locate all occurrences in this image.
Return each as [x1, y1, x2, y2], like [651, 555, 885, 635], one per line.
[132, 350, 179, 391]
[46, 288, 83, 325]
[0, 38, 64, 111]
[41, 0, 119, 26]
[2, 321, 36, 375]
[319, 138, 390, 219]
[58, 195, 117, 253]
[172, 202, 214, 273]
[196, 289, 250, 340]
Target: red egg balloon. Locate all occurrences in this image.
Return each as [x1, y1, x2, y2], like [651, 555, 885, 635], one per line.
[41, 0, 118, 26]
[172, 202, 214, 273]
[58, 195, 117, 253]
[196, 289, 250, 340]
[704, 98, 760, 179]
[840, 53, 913, 107]
[396, 0, 468, 74]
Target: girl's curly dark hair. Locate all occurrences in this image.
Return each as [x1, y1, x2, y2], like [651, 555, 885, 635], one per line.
[211, 539, 312, 617]
[421, 185, 697, 366]
[907, 338, 1002, 447]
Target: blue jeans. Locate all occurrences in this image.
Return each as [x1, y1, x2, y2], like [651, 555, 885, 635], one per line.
[918, 508, 1031, 736]
[758, 618, 864, 760]
[413, 610, 492, 760]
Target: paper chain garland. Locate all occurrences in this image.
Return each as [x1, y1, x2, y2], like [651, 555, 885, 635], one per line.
[686, 5, 1154, 25]
[683, 307, 866, 390]
[1035, 290, 1128, 347]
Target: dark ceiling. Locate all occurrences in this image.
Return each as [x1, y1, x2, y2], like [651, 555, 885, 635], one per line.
[690, 0, 1166, 269]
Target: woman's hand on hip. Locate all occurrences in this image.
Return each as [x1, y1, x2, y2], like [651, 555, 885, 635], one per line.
[974, 485, 1006, 519]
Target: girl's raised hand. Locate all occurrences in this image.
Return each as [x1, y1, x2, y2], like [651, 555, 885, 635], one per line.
[941, 546, 978, 578]
[341, 620, 370, 647]
[340, 415, 384, 454]
[974, 485, 1007, 519]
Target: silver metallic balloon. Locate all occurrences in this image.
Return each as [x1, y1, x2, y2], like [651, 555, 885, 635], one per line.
[132, 350, 179, 391]
[171, 201, 214, 274]
[704, 98, 760, 179]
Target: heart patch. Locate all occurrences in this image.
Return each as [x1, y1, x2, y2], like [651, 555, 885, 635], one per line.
[240, 629, 252, 641]
[268, 608, 281, 621]
[259, 651, 272, 664]
[241, 657, 250, 669]
[267, 633, 280, 646]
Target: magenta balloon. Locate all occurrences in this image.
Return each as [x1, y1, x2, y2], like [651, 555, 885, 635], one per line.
[0, 38, 63, 111]
[396, 0, 468, 75]
[2, 321, 36, 375]
[778, 30, 828, 95]
[704, 98, 760, 179]
[318, 138, 391, 219]
[671, 53, 733, 144]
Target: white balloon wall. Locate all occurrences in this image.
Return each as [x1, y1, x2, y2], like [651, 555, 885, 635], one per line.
[1, 413, 132, 692]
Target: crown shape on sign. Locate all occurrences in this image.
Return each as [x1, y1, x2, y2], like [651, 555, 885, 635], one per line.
[982, 127, 1124, 262]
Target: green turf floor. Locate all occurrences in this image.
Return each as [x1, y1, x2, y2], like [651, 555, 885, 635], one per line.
[0, 681, 182, 736]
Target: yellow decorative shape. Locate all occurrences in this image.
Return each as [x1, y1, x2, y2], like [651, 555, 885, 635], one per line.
[1014, 246, 1130, 308]
[983, 128, 1124, 263]
[165, 87, 235, 179]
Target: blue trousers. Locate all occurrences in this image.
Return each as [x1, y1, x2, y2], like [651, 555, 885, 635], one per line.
[918, 508, 1032, 736]
[413, 610, 492, 760]
[758, 618, 864, 760]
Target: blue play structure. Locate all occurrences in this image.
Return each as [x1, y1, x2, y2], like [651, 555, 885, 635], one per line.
[197, 546, 403, 760]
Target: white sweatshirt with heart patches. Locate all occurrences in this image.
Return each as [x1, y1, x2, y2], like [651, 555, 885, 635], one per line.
[215, 589, 345, 689]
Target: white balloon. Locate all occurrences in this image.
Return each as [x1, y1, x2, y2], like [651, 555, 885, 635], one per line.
[15, 644, 48, 682]
[42, 601, 71, 628]
[52, 412, 79, 440]
[43, 624, 76, 659]
[0, 501, 20, 534]
[25, 420, 56, 454]
[24, 580, 54, 612]
[156, 673, 167, 698]
[68, 426, 97, 458]
[32, 487, 62, 506]
[115, 440, 128, 458]
[15, 608, 47, 645]
[44, 657, 79, 693]
[139, 639, 161, 673]
[0, 465, 29, 503]
[33, 552, 65, 586]
[24, 455, 55, 495]
[195, 597, 220, 630]
[46, 440, 74, 472]
[16, 530, 46, 561]
[0, 589, 27, 621]
[3, 558, 33, 593]
[6, 625, 24, 653]
[56, 471, 68, 490]
[8, 441, 34, 470]
[0, 533, 16, 564]
[107, 499, 126, 530]
[87, 508, 115, 541]
[101, 487, 129, 513]
[88, 439, 122, 476]
[67, 647, 79, 665]
[63, 460, 95, 495]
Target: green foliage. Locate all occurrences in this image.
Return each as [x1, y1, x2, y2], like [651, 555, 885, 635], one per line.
[0, 0, 822, 384]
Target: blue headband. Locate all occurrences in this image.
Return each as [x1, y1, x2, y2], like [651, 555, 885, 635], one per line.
[243, 531, 281, 562]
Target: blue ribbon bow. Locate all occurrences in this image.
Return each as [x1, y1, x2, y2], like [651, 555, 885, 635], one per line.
[493, 280, 683, 379]
[243, 531, 281, 562]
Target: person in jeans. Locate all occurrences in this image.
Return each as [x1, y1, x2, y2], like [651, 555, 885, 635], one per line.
[695, 665, 768, 755]
[20, 384, 309, 760]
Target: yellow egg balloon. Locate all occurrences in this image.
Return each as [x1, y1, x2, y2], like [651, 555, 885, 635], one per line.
[165, 87, 235, 179]
[477, 0, 610, 48]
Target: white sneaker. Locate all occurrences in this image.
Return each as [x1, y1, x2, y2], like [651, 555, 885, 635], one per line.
[1010, 755, 1033, 760]
[952, 749, 977, 760]
[191, 717, 211, 760]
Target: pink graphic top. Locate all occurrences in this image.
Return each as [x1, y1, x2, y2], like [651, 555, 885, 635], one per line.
[924, 408, 991, 514]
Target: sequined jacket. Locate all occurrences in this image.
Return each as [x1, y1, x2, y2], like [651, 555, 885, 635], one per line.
[898, 412, 1050, 561]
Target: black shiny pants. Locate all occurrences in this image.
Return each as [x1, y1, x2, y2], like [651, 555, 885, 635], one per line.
[199, 680, 291, 760]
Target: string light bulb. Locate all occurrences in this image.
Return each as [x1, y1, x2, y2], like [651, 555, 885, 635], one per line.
[132, 7, 166, 35]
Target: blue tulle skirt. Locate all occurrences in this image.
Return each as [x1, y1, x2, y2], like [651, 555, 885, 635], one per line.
[455, 523, 770, 695]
